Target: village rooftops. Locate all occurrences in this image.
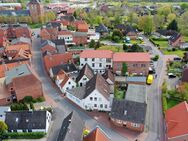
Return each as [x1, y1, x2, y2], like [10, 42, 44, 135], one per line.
[80, 50, 113, 59]
[110, 99, 147, 124]
[5, 64, 31, 85]
[113, 52, 150, 62]
[57, 111, 84, 141]
[125, 84, 147, 103]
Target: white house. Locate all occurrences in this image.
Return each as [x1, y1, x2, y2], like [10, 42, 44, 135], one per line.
[66, 74, 111, 111]
[76, 63, 94, 87]
[58, 30, 75, 45]
[79, 50, 113, 74]
[55, 70, 76, 93]
[5, 110, 51, 133]
[87, 30, 100, 42]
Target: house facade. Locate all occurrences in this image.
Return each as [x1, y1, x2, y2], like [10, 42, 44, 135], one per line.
[58, 30, 75, 45]
[113, 53, 150, 76]
[169, 33, 183, 47]
[80, 50, 113, 74]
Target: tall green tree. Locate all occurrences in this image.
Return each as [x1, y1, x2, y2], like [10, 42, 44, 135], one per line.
[167, 19, 178, 31]
[122, 63, 127, 76]
[138, 16, 154, 35]
[89, 39, 95, 48]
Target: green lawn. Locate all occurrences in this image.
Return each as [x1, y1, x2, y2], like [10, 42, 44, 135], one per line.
[154, 40, 169, 49]
[183, 36, 188, 42]
[163, 50, 186, 57]
[167, 99, 182, 109]
[97, 45, 124, 52]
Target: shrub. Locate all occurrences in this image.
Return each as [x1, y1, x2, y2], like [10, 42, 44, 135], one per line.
[6, 132, 46, 139]
[23, 96, 33, 103]
[11, 102, 29, 111]
[36, 97, 45, 102]
[162, 95, 168, 114]
[152, 55, 159, 61]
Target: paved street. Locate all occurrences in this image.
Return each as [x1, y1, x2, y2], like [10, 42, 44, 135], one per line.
[31, 29, 130, 141]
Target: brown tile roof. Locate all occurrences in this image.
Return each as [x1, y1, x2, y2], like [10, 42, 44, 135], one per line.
[84, 127, 111, 141]
[5, 44, 30, 52]
[166, 101, 188, 139]
[43, 53, 73, 71]
[80, 50, 113, 59]
[102, 69, 114, 83]
[57, 70, 69, 88]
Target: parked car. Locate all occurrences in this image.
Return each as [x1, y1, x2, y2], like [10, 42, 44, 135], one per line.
[168, 73, 176, 78]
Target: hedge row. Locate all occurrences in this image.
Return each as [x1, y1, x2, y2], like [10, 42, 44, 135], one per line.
[6, 132, 46, 139]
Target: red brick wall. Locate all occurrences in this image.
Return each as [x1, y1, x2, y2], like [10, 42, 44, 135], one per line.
[0, 97, 12, 106]
[113, 61, 150, 76]
[73, 36, 87, 45]
[110, 118, 144, 132]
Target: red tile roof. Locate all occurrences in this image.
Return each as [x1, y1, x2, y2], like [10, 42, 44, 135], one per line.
[113, 52, 150, 62]
[84, 127, 110, 141]
[58, 30, 72, 35]
[80, 50, 113, 59]
[166, 101, 188, 139]
[43, 53, 73, 71]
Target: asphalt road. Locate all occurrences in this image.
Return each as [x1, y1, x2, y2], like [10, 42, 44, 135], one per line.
[31, 29, 129, 141]
[142, 36, 166, 141]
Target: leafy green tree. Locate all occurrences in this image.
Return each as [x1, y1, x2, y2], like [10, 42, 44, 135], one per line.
[178, 11, 188, 36]
[95, 41, 100, 49]
[153, 15, 165, 29]
[89, 39, 95, 48]
[0, 121, 8, 138]
[123, 44, 128, 51]
[111, 30, 123, 42]
[138, 16, 154, 35]
[167, 19, 178, 31]
[128, 44, 144, 52]
[180, 3, 188, 10]
[121, 63, 127, 76]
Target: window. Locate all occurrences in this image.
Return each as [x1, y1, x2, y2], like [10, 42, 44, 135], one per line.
[105, 104, 108, 108]
[100, 104, 103, 108]
[92, 63, 95, 67]
[83, 78, 87, 80]
[81, 64, 84, 66]
[94, 104, 97, 107]
[92, 58, 95, 61]
[94, 97, 97, 101]
[68, 81, 71, 84]
[90, 97, 93, 101]
[141, 64, 146, 67]
[66, 87, 69, 90]
[133, 64, 138, 67]
[106, 58, 111, 63]
[99, 63, 102, 67]
[72, 86, 74, 88]
[85, 58, 87, 61]
[28, 129, 32, 132]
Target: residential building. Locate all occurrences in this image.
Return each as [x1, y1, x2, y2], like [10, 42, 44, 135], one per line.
[95, 24, 109, 36]
[102, 69, 114, 94]
[80, 50, 113, 74]
[52, 39, 66, 53]
[84, 126, 111, 141]
[110, 99, 147, 132]
[124, 25, 137, 39]
[41, 40, 57, 54]
[43, 53, 73, 71]
[113, 52, 150, 76]
[5, 111, 51, 133]
[40, 27, 58, 40]
[166, 101, 188, 141]
[73, 20, 89, 32]
[49, 63, 78, 79]
[66, 74, 111, 111]
[87, 31, 100, 42]
[57, 111, 85, 141]
[5, 64, 43, 101]
[28, 0, 44, 23]
[169, 33, 183, 47]
[58, 30, 74, 45]
[72, 32, 88, 46]
[55, 70, 76, 93]
[76, 63, 94, 87]
[11, 37, 31, 46]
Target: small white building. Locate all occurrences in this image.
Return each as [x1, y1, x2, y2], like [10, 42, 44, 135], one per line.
[58, 30, 75, 45]
[5, 110, 51, 133]
[79, 50, 113, 74]
[67, 74, 111, 111]
[87, 30, 100, 42]
[76, 63, 94, 87]
[55, 70, 76, 93]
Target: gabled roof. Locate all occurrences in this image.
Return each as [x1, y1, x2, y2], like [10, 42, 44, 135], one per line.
[41, 40, 56, 49]
[102, 69, 114, 84]
[85, 74, 110, 100]
[43, 53, 72, 70]
[76, 63, 94, 82]
[57, 70, 70, 88]
[5, 111, 47, 130]
[166, 101, 188, 139]
[156, 29, 178, 37]
[110, 99, 147, 124]
[115, 24, 127, 30]
[6, 44, 30, 52]
[51, 63, 77, 76]
[113, 52, 150, 62]
[57, 111, 84, 141]
[5, 64, 31, 85]
[60, 15, 75, 22]
[58, 30, 72, 36]
[182, 68, 188, 83]
[96, 24, 109, 33]
[80, 50, 113, 59]
[169, 33, 182, 43]
[84, 127, 111, 141]
[124, 25, 137, 34]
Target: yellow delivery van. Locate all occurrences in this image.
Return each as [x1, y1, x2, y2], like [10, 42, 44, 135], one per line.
[147, 74, 153, 85]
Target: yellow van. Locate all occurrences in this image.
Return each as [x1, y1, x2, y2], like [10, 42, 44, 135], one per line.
[147, 74, 153, 85]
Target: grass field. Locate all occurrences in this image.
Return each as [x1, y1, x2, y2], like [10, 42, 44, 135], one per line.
[163, 50, 186, 57]
[97, 45, 124, 52]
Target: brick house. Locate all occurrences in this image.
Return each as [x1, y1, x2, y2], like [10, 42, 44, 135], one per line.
[113, 52, 150, 76]
[40, 28, 58, 40]
[72, 20, 89, 32]
[0, 28, 8, 47]
[72, 32, 88, 45]
[169, 33, 183, 47]
[5, 64, 43, 102]
[40, 40, 57, 54]
[166, 101, 188, 141]
[110, 99, 147, 132]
